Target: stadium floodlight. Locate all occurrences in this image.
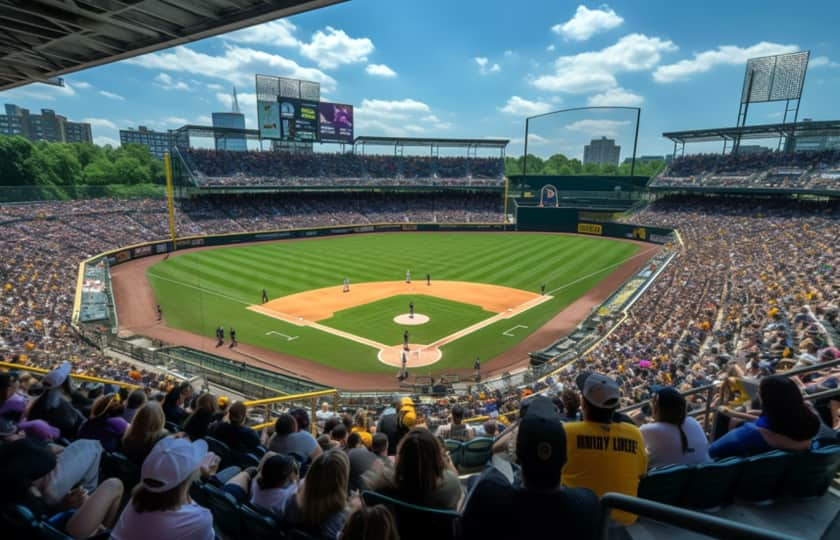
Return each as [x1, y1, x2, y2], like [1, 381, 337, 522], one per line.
[737, 51, 809, 128]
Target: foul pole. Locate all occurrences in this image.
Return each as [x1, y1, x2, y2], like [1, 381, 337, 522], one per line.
[163, 152, 177, 249]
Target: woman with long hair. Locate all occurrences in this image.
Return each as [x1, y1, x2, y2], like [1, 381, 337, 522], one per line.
[710, 375, 821, 459]
[122, 401, 169, 465]
[77, 393, 128, 452]
[372, 428, 462, 510]
[182, 393, 217, 441]
[282, 449, 355, 538]
[340, 505, 400, 540]
[640, 387, 711, 468]
[25, 363, 87, 440]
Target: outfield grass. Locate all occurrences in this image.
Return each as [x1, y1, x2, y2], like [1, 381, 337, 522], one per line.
[321, 295, 495, 345]
[147, 232, 640, 373]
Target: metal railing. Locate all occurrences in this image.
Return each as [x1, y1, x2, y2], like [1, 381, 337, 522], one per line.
[600, 493, 800, 540]
[0, 361, 140, 390]
[244, 389, 340, 436]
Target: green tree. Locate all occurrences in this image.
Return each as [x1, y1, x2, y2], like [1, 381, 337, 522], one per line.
[0, 136, 36, 185]
[113, 156, 150, 185]
[83, 158, 118, 185]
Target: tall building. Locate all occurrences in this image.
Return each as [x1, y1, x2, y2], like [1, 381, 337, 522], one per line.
[583, 137, 621, 166]
[212, 87, 247, 151]
[119, 126, 172, 159]
[0, 103, 92, 143]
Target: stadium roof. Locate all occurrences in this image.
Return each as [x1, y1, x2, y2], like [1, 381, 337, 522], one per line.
[663, 120, 840, 144]
[353, 136, 509, 149]
[0, 0, 345, 91]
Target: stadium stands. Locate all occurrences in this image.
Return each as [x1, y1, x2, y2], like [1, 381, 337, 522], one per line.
[179, 148, 505, 187]
[652, 150, 840, 191]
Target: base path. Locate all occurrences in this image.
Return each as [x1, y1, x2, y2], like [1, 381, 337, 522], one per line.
[110, 233, 660, 391]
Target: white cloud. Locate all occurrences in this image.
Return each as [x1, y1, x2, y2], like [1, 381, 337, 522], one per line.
[587, 87, 644, 106]
[354, 98, 449, 136]
[475, 57, 501, 75]
[546, 44, 556, 52]
[94, 136, 119, 147]
[527, 133, 552, 145]
[299, 26, 373, 69]
[366, 63, 397, 77]
[810, 55, 840, 68]
[499, 96, 553, 116]
[196, 115, 212, 124]
[1, 81, 76, 101]
[216, 92, 257, 128]
[127, 44, 336, 92]
[154, 72, 191, 91]
[552, 5, 624, 41]
[74, 81, 92, 89]
[653, 42, 799, 83]
[533, 33, 677, 93]
[225, 20, 299, 48]
[207, 83, 223, 91]
[504, 50, 514, 57]
[566, 118, 630, 137]
[83, 117, 118, 131]
[99, 90, 125, 100]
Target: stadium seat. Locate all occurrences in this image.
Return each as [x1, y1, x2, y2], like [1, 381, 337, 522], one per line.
[638, 464, 692, 506]
[205, 436, 234, 469]
[444, 439, 462, 467]
[100, 451, 140, 506]
[232, 451, 261, 470]
[189, 480, 208, 508]
[734, 450, 790, 504]
[459, 437, 494, 472]
[780, 445, 840, 499]
[239, 503, 280, 540]
[165, 421, 180, 434]
[0, 505, 70, 540]
[200, 483, 241, 537]
[681, 457, 744, 511]
[362, 490, 460, 540]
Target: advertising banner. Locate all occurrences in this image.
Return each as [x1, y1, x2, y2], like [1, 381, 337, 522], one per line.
[318, 102, 354, 142]
[258, 100, 281, 139]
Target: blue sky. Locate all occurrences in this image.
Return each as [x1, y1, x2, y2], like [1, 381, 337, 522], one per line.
[1, 1, 839, 158]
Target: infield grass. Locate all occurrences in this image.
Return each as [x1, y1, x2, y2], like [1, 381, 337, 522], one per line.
[147, 232, 640, 373]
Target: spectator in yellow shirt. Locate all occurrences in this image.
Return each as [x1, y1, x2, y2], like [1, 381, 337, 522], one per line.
[561, 373, 647, 526]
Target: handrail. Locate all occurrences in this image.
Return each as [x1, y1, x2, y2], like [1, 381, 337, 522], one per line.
[0, 361, 140, 389]
[599, 493, 800, 540]
[243, 388, 339, 437]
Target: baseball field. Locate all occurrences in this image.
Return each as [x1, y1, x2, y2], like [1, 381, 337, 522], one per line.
[144, 232, 643, 374]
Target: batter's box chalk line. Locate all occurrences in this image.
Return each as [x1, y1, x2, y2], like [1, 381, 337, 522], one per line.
[502, 325, 528, 337]
[266, 331, 299, 341]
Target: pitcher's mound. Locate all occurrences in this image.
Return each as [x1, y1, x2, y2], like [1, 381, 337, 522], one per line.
[393, 313, 429, 325]
[378, 344, 441, 367]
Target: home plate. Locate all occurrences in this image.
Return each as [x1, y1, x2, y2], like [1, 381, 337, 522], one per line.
[393, 313, 430, 325]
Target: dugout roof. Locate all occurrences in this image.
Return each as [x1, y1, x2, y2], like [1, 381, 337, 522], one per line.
[663, 120, 840, 144]
[0, 0, 345, 91]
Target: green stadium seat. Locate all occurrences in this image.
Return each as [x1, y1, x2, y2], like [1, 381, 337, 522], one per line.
[0, 505, 71, 540]
[240, 503, 280, 540]
[638, 464, 692, 506]
[781, 445, 840, 499]
[444, 439, 463, 467]
[200, 483, 241, 537]
[362, 490, 460, 540]
[734, 450, 790, 504]
[205, 436, 234, 470]
[100, 451, 140, 507]
[459, 437, 494, 472]
[682, 457, 744, 511]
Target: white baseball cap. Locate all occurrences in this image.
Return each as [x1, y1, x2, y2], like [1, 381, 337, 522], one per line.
[141, 437, 208, 493]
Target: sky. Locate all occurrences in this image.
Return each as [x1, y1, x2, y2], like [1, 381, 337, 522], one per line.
[1, 0, 839, 159]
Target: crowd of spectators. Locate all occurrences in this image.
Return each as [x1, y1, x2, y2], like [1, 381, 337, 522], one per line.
[653, 149, 840, 191]
[180, 148, 505, 187]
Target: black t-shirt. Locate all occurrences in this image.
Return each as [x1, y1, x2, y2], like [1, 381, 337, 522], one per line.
[461, 467, 602, 540]
[209, 421, 260, 453]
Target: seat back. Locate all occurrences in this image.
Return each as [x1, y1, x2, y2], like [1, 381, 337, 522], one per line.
[444, 439, 462, 467]
[205, 436, 234, 469]
[232, 451, 261, 470]
[0, 505, 71, 540]
[240, 503, 279, 540]
[460, 437, 494, 471]
[682, 457, 743, 510]
[638, 464, 692, 506]
[735, 450, 790, 503]
[201, 483, 241, 537]
[362, 490, 460, 540]
[100, 452, 141, 504]
[781, 445, 840, 498]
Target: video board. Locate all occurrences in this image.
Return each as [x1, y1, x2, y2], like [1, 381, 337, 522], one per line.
[256, 74, 320, 141]
[318, 102, 354, 142]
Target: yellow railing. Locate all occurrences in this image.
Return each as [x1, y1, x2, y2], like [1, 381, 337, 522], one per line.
[0, 361, 141, 390]
[245, 388, 339, 436]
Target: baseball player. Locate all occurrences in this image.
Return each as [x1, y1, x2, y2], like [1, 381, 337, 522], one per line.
[426, 273, 431, 286]
[343, 277, 350, 293]
[405, 269, 411, 283]
[261, 289, 269, 303]
[409, 301, 414, 319]
[229, 327, 237, 348]
[540, 283, 546, 295]
[474, 357, 481, 381]
[403, 329, 409, 350]
[216, 326, 224, 347]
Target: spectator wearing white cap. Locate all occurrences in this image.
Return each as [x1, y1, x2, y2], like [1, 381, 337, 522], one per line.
[110, 437, 221, 540]
[561, 373, 647, 526]
[25, 362, 87, 440]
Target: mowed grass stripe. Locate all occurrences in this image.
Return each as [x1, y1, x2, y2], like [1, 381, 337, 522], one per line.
[148, 233, 641, 373]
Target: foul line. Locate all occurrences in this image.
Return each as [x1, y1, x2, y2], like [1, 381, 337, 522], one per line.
[545, 246, 657, 296]
[146, 272, 253, 306]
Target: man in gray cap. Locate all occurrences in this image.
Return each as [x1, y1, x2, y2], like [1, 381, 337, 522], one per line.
[562, 373, 647, 526]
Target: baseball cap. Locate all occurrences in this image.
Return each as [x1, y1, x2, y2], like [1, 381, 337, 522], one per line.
[43, 362, 71, 388]
[140, 436, 207, 493]
[516, 396, 566, 488]
[0, 438, 57, 483]
[583, 373, 621, 409]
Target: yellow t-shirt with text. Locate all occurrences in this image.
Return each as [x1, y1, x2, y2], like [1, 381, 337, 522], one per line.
[562, 420, 648, 525]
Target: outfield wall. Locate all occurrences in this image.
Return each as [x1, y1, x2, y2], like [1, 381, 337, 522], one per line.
[515, 206, 673, 243]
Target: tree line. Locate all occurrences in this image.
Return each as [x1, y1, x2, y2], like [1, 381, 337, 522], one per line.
[504, 153, 666, 178]
[0, 135, 166, 199]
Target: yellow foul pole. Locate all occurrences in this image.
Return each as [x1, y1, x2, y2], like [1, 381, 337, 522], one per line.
[503, 176, 510, 229]
[164, 152, 177, 249]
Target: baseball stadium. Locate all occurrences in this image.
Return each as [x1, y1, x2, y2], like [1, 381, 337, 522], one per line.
[0, 1, 839, 539]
